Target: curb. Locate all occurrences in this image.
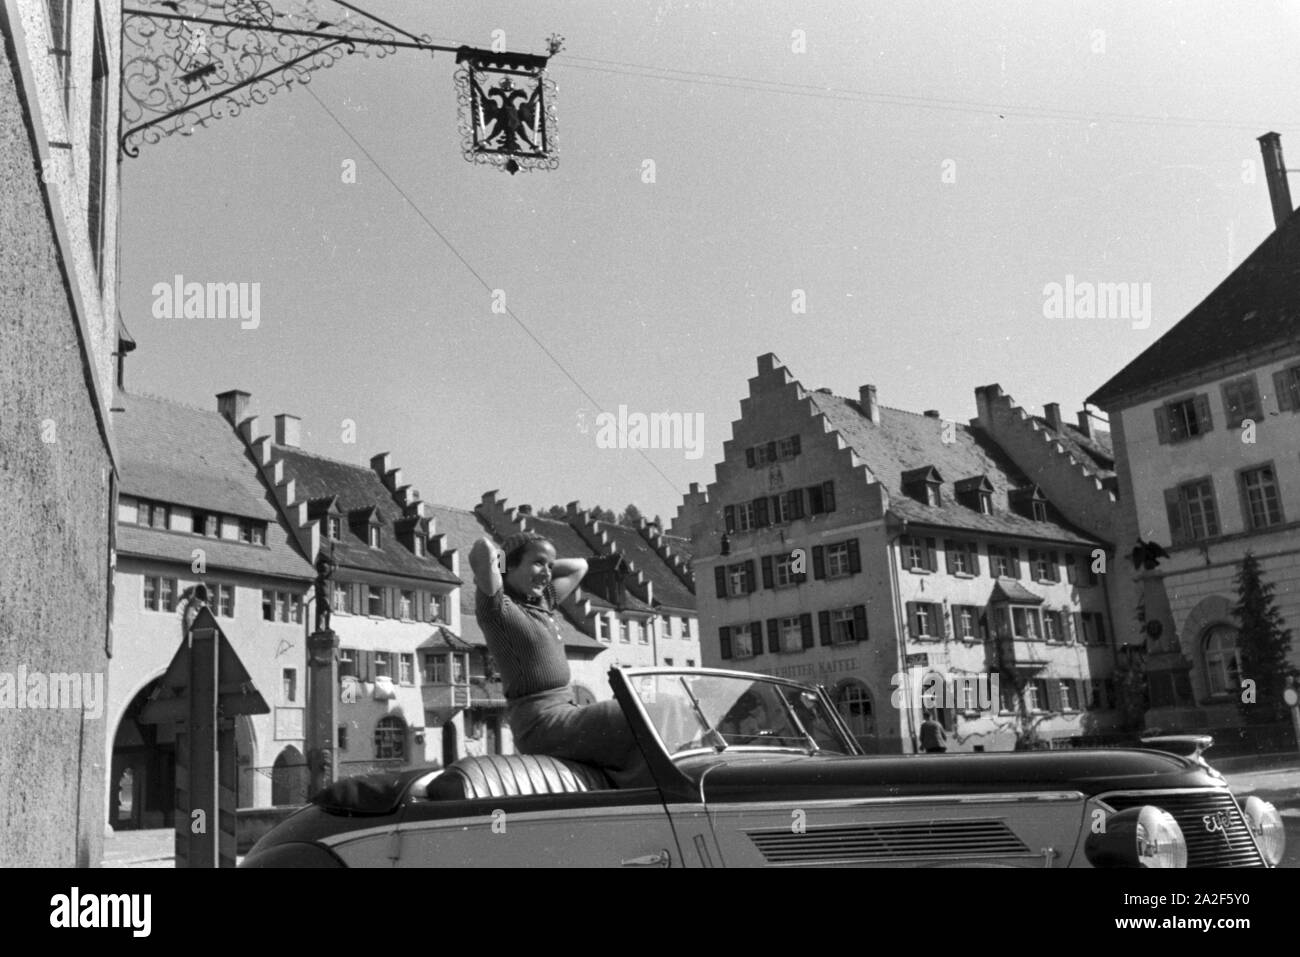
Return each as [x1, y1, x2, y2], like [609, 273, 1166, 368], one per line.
[1215, 751, 1300, 773]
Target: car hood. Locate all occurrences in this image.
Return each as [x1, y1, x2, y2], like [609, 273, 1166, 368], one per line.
[690, 748, 1223, 802]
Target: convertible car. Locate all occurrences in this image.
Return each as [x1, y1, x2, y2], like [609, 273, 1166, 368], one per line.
[242, 666, 1285, 868]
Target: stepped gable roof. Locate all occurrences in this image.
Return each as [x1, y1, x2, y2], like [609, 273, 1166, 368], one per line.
[661, 533, 694, 561]
[1030, 417, 1115, 479]
[116, 391, 278, 520]
[597, 522, 696, 611]
[514, 513, 601, 560]
[274, 446, 458, 585]
[1090, 209, 1300, 407]
[807, 391, 1098, 546]
[423, 504, 602, 652]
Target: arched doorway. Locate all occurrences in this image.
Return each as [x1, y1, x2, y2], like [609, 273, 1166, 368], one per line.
[110, 678, 176, 830]
[1203, 625, 1242, 697]
[442, 721, 458, 767]
[271, 746, 306, 806]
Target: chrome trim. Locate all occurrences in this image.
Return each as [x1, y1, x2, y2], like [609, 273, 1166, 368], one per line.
[700, 790, 1085, 813]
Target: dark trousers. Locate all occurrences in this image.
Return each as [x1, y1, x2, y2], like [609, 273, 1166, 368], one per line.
[507, 687, 652, 788]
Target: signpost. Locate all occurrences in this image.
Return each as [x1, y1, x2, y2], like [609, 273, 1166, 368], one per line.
[139, 606, 268, 868]
[1285, 686, 1300, 753]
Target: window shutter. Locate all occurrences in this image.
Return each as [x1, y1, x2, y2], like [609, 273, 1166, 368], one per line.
[792, 491, 806, 519]
[744, 560, 756, 593]
[812, 546, 826, 579]
[745, 447, 756, 468]
[791, 434, 801, 456]
[853, 604, 867, 642]
[818, 610, 832, 647]
[1154, 405, 1171, 444]
[352, 583, 364, 614]
[1093, 614, 1106, 645]
[767, 618, 779, 653]
[1194, 393, 1213, 432]
[761, 555, 774, 588]
[801, 613, 814, 649]
[750, 621, 763, 655]
[1164, 487, 1185, 545]
[1044, 680, 1061, 713]
[967, 543, 981, 576]
[753, 497, 769, 528]
[360, 651, 373, 681]
[1066, 554, 1078, 585]
[725, 505, 737, 533]
[1274, 369, 1296, 411]
[822, 481, 836, 512]
[1009, 548, 1021, 578]
[1071, 612, 1083, 644]
[935, 603, 948, 640]
[714, 565, 727, 598]
[847, 538, 861, 574]
[719, 626, 732, 660]
[944, 540, 957, 575]
[384, 588, 394, 618]
[766, 440, 777, 461]
[905, 601, 917, 639]
[925, 538, 938, 572]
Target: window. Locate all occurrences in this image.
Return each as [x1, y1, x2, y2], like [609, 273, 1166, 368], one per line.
[829, 608, 862, 644]
[770, 489, 805, 524]
[423, 654, 445, 684]
[1032, 501, 1048, 522]
[368, 526, 381, 548]
[217, 583, 234, 617]
[327, 517, 341, 541]
[88, 8, 109, 284]
[663, 657, 674, 666]
[288, 593, 303, 624]
[192, 511, 218, 537]
[261, 589, 274, 621]
[638, 620, 650, 644]
[143, 577, 159, 611]
[1058, 679, 1079, 711]
[825, 542, 852, 578]
[956, 605, 978, 640]
[374, 716, 406, 760]
[432, 593, 449, 622]
[774, 552, 796, 587]
[137, 500, 170, 530]
[661, 614, 673, 637]
[686, 659, 695, 667]
[1156, 394, 1213, 443]
[598, 616, 611, 642]
[900, 536, 936, 573]
[412, 536, 425, 558]
[338, 648, 356, 679]
[368, 586, 383, 617]
[1026, 679, 1050, 712]
[1204, 626, 1241, 696]
[155, 578, 174, 612]
[1030, 549, 1059, 583]
[282, 669, 297, 703]
[731, 623, 756, 659]
[272, 591, 285, 623]
[237, 519, 265, 545]
[908, 602, 942, 640]
[1042, 610, 1064, 642]
[452, 654, 468, 684]
[1080, 612, 1107, 646]
[988, 544, 1019, 578]
[978, 491, 993, 514]
[399, 590, 413, 619]
[1240, 465, 1284, 530]
[399, 654, 414, 686]
[1273, 364, 1300, 412]
[732, 501, 755, 532]
[806, 481, 836, 515]
[338, 725, 349, 751]
[373, 652, 390, 680]
[1166, 478, 1220, 544]
[778, 435, 801, 460]
[332, 582, 349, 614]
[1222, 376, 1262, 429]
[619, 619, 630, 643]
[1011, 606, 1042, 640]
[726, 561, 755, 597]
[682, 617, 692, 638]
[780, 617, 803, 653]
[945, 540, 979, 576]
[836, 681, 875, 738]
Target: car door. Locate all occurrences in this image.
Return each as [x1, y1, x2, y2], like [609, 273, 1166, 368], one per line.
[391, 789, 684, 867]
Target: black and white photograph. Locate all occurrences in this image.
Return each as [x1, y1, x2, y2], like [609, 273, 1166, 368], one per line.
[2, 0, 1299, 920]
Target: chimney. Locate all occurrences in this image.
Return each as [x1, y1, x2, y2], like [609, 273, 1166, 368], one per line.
[859, 385, 880, 424]
[1076, 409, 1092, 439]
[923, 409, 940, 419]
[1258, 132, 1293, 229]
[274, 413, 301, 448]
[216, 390, 250, 425]
[518, 504, 533, 515]
[370, 452, 390, 477]
[1044, 402, 1062, 432]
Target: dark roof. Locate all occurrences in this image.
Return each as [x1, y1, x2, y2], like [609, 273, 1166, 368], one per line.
[115, 392, 279, 520]
[990, 577, 1045, 604]
[274, 446, 459, 586]
[514, 513, 601, 560]
[423, 504, 603, 653]
[116, 524, 315, 581]
[809, 393, 1099, 546]
[1090, 210, 1300, 407]
[661, 533, 694, 561]
[596, 522, 696, 611]
[1031, 418, 1115, 479]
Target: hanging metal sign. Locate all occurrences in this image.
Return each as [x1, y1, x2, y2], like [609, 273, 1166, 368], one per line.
[453, 46, 559, 174]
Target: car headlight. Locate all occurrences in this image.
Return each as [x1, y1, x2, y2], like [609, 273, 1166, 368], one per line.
[1086, 805, 1187, 868]
[1243, 795, 1286, 866]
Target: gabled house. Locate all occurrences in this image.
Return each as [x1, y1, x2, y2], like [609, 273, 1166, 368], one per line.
[675, 354, 1120, 753]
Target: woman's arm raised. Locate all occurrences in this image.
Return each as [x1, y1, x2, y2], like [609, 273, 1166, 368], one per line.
[469, 536, 503, 597]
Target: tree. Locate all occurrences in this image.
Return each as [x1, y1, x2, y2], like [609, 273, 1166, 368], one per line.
[540, 505, 568, 519]
[1233, 551, 1297, 725]
[618, 504, 643, 526]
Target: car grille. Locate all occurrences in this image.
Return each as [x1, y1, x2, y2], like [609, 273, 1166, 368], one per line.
[748, 819, 1028, 864]
[1099, 790, 1265, 868]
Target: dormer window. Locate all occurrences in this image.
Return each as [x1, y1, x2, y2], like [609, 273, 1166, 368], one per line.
[1009, 485, 1049, 522]
[413, 535, 425, 557]
[955, 475, 995, 514]
[327, 517, 341, 541]
[368, 526, 381, 548]
[901, 466, 943, 507]
[1032, 501, 1048, 522]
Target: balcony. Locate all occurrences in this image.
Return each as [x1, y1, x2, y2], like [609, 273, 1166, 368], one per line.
[985, 634, 1048, 672]
[422, 682, 471, 711]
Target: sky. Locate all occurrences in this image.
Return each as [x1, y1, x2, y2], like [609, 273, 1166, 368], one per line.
[117, 0, 1300, 525]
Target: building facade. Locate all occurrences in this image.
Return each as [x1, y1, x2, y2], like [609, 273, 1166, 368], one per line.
[1089, 145, 1300, 738]
[674, 354, 1122, 753]
[1, 0, 121, 866]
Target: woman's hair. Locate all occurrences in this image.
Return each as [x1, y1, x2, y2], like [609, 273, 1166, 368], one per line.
[501, 531, 555, 571]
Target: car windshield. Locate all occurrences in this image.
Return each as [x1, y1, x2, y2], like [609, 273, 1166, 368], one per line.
[628, 671, 854, 756]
